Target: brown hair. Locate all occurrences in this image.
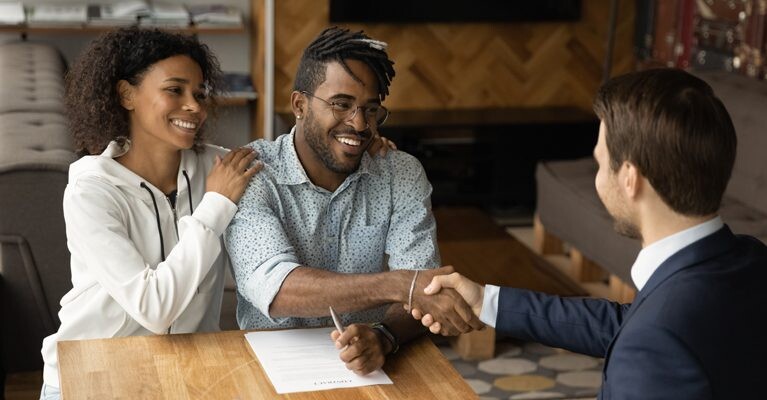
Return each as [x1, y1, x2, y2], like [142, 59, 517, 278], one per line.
[593, 68, 737, 216]
[65, 27, 223, 155]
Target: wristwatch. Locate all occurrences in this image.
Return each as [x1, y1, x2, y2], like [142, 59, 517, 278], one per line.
[370, 322, 399, 355]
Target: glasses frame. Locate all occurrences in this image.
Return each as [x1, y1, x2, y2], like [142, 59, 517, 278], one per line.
[300, 91, 389, 127]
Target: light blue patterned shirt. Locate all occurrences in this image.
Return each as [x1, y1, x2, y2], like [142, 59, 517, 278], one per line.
[225, 128, 440, 329]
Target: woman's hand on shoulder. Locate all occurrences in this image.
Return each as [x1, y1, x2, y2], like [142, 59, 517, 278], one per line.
[205, 147, 262, 203]
[367, 133, 397, 157]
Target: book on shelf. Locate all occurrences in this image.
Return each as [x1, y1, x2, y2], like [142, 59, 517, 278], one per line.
[26, 3, 88, 27]
[139, 2, 190, 28]
[222, 72, 257, 100]
[0, 2, 25, 26]
[87, 1, 149, 26]
[186, 4, 243, 28]
[110, 0, 151, 18]
[733, 0, 766, 78]
[689, 0, 744, 74]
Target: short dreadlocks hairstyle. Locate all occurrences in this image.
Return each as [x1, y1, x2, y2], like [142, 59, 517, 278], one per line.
[294, 27, 395, 100]
[65, 27, 223, 155]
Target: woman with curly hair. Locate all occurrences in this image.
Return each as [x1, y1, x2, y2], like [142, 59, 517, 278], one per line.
[38, 27, 262, 399]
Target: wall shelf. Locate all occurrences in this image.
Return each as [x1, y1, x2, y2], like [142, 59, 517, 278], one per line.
[0, 25, 245, 35]
[216, 96, 257, 107]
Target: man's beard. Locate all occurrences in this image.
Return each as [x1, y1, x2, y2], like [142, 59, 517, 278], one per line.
[303, 111, 367, 174]
[613, 217, 642, 241]
[601, 179, 642, 241]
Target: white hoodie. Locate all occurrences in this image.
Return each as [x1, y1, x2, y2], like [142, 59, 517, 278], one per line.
[41, 140, 237, 388]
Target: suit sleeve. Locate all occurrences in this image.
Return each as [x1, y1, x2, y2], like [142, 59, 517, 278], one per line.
[496, 287, 631, 357]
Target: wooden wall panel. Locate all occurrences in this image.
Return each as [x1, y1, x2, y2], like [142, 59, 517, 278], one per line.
[261, 0, 635, 124]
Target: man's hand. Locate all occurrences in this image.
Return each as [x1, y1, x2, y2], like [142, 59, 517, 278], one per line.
[406, 267, 485, 336]
[411, 272, 485, 335]
[331, 324, 387, 376]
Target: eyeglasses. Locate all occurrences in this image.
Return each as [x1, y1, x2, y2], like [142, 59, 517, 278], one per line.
[301, 91, 389, 127]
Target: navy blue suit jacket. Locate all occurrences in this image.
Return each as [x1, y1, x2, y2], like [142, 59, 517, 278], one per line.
[496, 226, 767, 399]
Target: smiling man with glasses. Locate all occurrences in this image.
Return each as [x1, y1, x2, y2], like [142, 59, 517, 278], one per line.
[225, 27, 483, 376]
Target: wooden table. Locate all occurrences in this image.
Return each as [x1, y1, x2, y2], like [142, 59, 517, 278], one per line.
[57, 330, 477, 400]
[435, 207, 586, 359]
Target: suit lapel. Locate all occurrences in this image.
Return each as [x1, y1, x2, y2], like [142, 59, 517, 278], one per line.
[601, 226, 737, 371]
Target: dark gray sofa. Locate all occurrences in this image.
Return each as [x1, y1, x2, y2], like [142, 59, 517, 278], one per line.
[535, 70, 767, 296]
[0, 42, 75, 389]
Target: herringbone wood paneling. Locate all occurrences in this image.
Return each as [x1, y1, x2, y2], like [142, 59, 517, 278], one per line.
[251, 0, 635, 137]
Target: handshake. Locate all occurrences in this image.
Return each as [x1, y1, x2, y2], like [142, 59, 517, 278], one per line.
[405, 266, 486, 336]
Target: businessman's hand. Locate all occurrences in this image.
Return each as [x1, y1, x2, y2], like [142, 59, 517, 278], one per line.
[411, 272, 485, 335]
[331, 324, 387, 376]
[406, 267, 485, 336]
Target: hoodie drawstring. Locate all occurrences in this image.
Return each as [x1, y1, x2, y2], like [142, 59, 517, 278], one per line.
[140, 182, 166, 262]
[182, 170, 193, 212]
[140, 171, 194, 263]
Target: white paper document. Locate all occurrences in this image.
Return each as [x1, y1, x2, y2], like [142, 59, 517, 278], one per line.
[245, 327, 393, 394]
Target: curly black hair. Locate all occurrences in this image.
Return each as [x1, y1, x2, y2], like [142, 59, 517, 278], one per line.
[65, 27, 223, 155]
[294, 27, 395, 100]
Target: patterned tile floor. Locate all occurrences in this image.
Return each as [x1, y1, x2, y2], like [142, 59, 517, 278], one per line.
[434, 336, 601, 400]
[432, 220, 601, 399]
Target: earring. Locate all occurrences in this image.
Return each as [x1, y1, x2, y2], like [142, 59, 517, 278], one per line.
[296, 115, 302, 119]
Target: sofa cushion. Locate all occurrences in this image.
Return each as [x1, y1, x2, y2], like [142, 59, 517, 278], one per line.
[0, 42, 65, 113]
[0, 42, 73, 375]
[536, 158, 640, 284]
[0, 42, 64, 68]
[0, 74, 64, 113]
[537, 156, 767, 285]
[720, 196, 767, 243]
[0, 112, 74, 173]
[694, 71, 767, 216]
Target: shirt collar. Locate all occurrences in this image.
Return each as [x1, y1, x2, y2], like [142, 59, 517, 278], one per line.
[630, 216, 724, 290]
[275, 127, 311, 185]
[275, 126, 378, 187]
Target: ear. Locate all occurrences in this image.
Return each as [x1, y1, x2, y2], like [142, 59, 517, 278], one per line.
[621, 161, 642, 199]
[290, 90, 306, 120]
[117, 80, 135, 111]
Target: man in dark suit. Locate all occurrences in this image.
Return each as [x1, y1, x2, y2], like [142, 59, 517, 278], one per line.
[410, 68, 767, 399]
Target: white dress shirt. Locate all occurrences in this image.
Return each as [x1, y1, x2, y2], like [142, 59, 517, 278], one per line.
[479, 216, 724, 327]
[629, 216, 723, 290]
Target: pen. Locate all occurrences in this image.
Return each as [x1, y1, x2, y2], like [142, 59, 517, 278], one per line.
[329, 306, 344, 333]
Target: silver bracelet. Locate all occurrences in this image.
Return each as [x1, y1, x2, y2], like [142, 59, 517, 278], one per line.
[407, 270, 419, 313]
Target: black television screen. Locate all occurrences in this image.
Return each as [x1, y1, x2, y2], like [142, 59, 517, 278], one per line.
[329, 0, 582, 23]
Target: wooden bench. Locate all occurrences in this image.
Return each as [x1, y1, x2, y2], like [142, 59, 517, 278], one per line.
[533, 214, 637, 304]
[434, 207, 586, 360]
